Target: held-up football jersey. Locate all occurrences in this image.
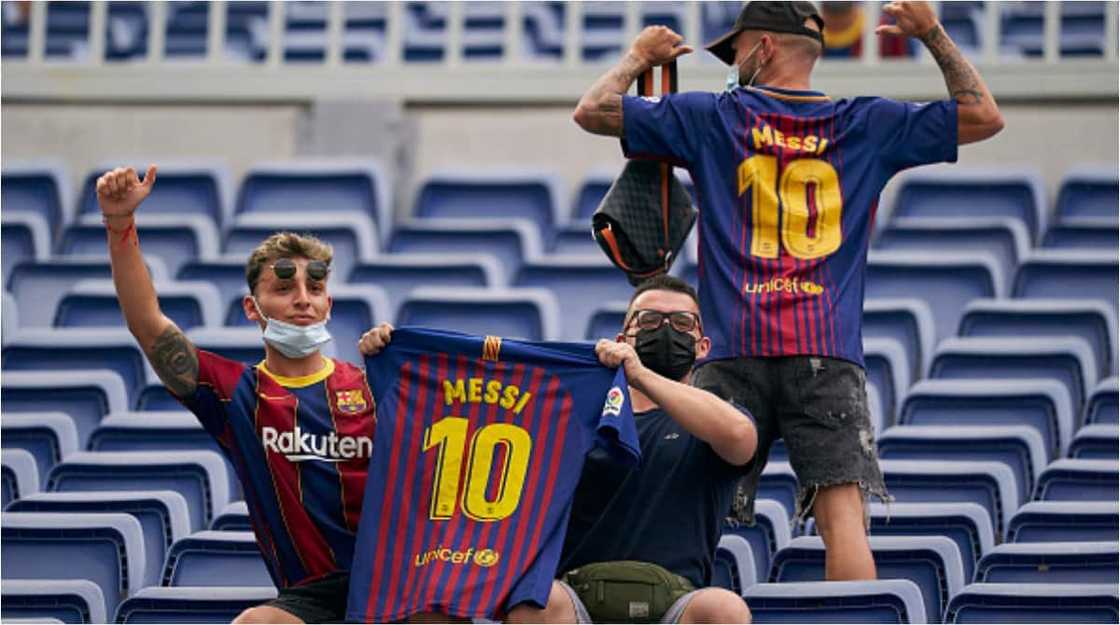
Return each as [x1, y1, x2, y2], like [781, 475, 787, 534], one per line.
[347, 327, 638, 623]
[623, 85, 958, 366]
[177, 351, 375, 588]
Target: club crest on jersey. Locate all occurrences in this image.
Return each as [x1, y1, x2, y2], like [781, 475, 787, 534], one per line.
[602, 386, 625, 417]
[336, 389, 367, 414]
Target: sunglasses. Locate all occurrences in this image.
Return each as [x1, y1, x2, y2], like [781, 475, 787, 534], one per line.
[628, 309, 702, 334]
[271, 258, 330, 282]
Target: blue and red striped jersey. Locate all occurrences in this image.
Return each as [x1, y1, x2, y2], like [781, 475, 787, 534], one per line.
[178, 350, 375, 588]
[623, 85, 958, 366]
[347, 327, 638, 623]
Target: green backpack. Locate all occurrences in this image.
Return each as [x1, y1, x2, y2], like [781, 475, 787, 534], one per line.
[562, 561, 695, 623]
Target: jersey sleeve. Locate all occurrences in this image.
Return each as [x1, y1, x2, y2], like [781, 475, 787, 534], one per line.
[176, 349, 245, 442]
[621, 92, 720, 167]
[593, 367, 641, 466]
[863, 98, 958, 171]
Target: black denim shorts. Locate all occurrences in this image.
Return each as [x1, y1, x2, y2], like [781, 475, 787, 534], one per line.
[266, 571, 349, 623]
[692, 356, 888, 525]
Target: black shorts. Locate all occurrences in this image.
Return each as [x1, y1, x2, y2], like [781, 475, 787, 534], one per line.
[266, 572, 349, 623]
[692, 356, 888, 525]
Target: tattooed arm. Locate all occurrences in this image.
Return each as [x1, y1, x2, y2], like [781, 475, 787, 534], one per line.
[96, 165, 200, 397]
[573, 26, 693, 137]
[878, 1, 1004, 144]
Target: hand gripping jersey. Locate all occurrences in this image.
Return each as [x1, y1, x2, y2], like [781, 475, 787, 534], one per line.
[347, 328, 638, 622]
[177, 351, 375, 588]
[623, 85, 959, 366]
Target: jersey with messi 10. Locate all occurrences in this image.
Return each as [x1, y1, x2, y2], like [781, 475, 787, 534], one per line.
[347, 327, 638, 623]
[623, 85, 958, 366]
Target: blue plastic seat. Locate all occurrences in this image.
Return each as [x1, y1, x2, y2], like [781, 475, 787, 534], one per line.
[0, 579, 106, 625]
[744, 579, 927, 624]
[713, 534, 756, 596]
[514, 258, 635, 341]
[976, 541, 1118, 584]
[771, 535, 964, 620]
[945, 582, 1119, 624]
[960, 299, 1117, 377]
[890, 169, 1045, 241]
[862, 337, 911, 427]
[1043, 217, 1119, 250]
[56, 278, 224, 330]
[2, 328, 152, 403]
[722, 499, 792, 588]
[1, 512, 145, 621]
[1, 163, 70, 239]
[874, 217, 1029, 292]
[880, 460, 1020, 539]
[222, 211, 380, 279]
[585, 301, 629, 341]
[1, 449, 39, 507]
[59, 214, 220, 277]
[864, 298, 937, 383]
[0, 370, 130, 450]
[1, 211, 51, 287]
[863, 502, 994, 585]
[758, 462, 799, 521]
[1013, 250, 1119, 315]
[389, 218, 543, 284]
[46, 450, 231, 532]
[186, 327, 267, 366]
[1006, 501, 1119, 543]
[164, 530, 273, 587]
[413, 170, 563, 238]
[115, 586, 278, 624]
[1085, 377, 1118, 425]
[1035, 458, 1118, 502]
[1069, 424, 1119, 459]
[2, 290, 17, 346]
[1056, 166, 1119, 222]
[551, 224, 602, 256]
[8, 490, 192, 588]
[1, 413, 79, 489]
[397, 287, 560, 342]
[348, 254, 500, 316]
[136, 382, 185, 412]
[879, 425, 1046, 504]
[867, 251, 1003, 343]
[211, 500, 250, 531]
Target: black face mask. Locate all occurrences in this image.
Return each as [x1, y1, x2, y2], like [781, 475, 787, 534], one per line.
[634, 324, 697, 381]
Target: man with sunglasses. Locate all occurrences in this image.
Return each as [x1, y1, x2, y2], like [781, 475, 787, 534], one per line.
[97, 164, 393, 623]
[506, 275, 757, 624]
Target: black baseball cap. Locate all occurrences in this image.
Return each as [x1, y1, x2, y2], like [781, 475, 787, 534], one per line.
[705, 1, 825, 65]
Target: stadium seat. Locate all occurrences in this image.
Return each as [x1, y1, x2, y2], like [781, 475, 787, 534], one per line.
[862, 502, 994, 585]
[572, 172, 616, 223]
[1, 162, 71, 239]
[1, 412, 79, 488]
[222, 211, 380, 279]
[2, 328, 152, 402]
[743, 580, 927, 624]
[879, 460, 1019, 538]
[514, 257, 635, 341]
[866, 251, 1003, 343]
[1043, 217, 1120, 250]
[770, 535, 964, 621]
[551, 223, 601, 256]
[77, 161, 233, 228]
[584, 301, 629, 341]
[0, 370, 130, 450]
[388, 218, 544, 283]
[975, 541, 1118, 584]
[1085, 377, 1118, 424]
[8, 490, 192, 588]
[945, 583, 1119, 624]
[863, 298, 937, 383]
[1006, 501, 1119, 543]
[46, 450, 231, 532]
[1013, 250, 1119, 315]
[115, 586, 278, 624]
[758, 462, 799, 522]
[236, 160, 392, 245]
[722, 498, 792, 588]
[397, 287, 560, 342]
[929, 337, 1097, 419]
[186, 327, 267, 365]
[1, 512, 145, 621]
[2, 290, 18, 346]
[959, 299, 1117, 377]
[136, 382, 184, 412]
[1, 211, 51, 286]
[874, 217, 1029, 291]
[713, 534, 756, 596]
[1055, 165, 1120, 222]
[2, 448, 39, 507]
[0, 579, 106, 625]
[863, 337, 911, 427]
[56, 278, 224, 330]
[60, 213, 220, 276]
[1035, 458, 1119, 502]
[7, 255, 169, 329]
[176, 256, 253, 314]
[211, 500, 250, 531]
[413, 169, 564, 238]
[163, 530, 273, 587]
[348, 254, 501, 316]
[878, 425, 1047, 503]
[1069, 423, 1119, 459]
[889, 169, 1046, 241]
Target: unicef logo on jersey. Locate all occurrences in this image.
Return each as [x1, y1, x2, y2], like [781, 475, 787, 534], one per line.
[261, 426, 373, 462]
[602, 386, 625, 417]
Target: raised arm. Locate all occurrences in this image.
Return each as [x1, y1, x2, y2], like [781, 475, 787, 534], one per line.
[878, 1, 1004, 144]
[572, 26, 693, 137]
[98, 165, 199, 398]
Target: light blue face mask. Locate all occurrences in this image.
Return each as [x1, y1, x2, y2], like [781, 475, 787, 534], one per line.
[251, 298, 332, 359]
[725, 41, 764, 93]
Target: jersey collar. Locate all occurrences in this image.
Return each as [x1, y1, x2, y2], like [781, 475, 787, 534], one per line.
[747, 84, 831, 103]
[258, 356, 335, 388]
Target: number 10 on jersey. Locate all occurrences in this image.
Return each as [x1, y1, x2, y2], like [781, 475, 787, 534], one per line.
[738, 155, 843, 260]
[423, 416, 532, 522]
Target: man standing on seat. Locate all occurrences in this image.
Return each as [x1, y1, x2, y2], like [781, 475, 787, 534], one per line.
[98, 164, 392, 623]
[572, 1, 1003, 580]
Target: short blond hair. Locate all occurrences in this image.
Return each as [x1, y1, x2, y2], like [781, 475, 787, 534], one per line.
[245, 232, 333, 294]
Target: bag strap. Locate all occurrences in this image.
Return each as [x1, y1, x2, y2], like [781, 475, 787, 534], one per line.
[636, 61, 679, 268]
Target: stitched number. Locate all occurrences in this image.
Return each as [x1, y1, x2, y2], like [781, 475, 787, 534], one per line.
[424, 417, 533, 522]
[737, 155, 843, 259]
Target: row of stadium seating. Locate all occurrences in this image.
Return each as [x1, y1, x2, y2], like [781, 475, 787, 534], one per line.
[2, 1, 1114, 62]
